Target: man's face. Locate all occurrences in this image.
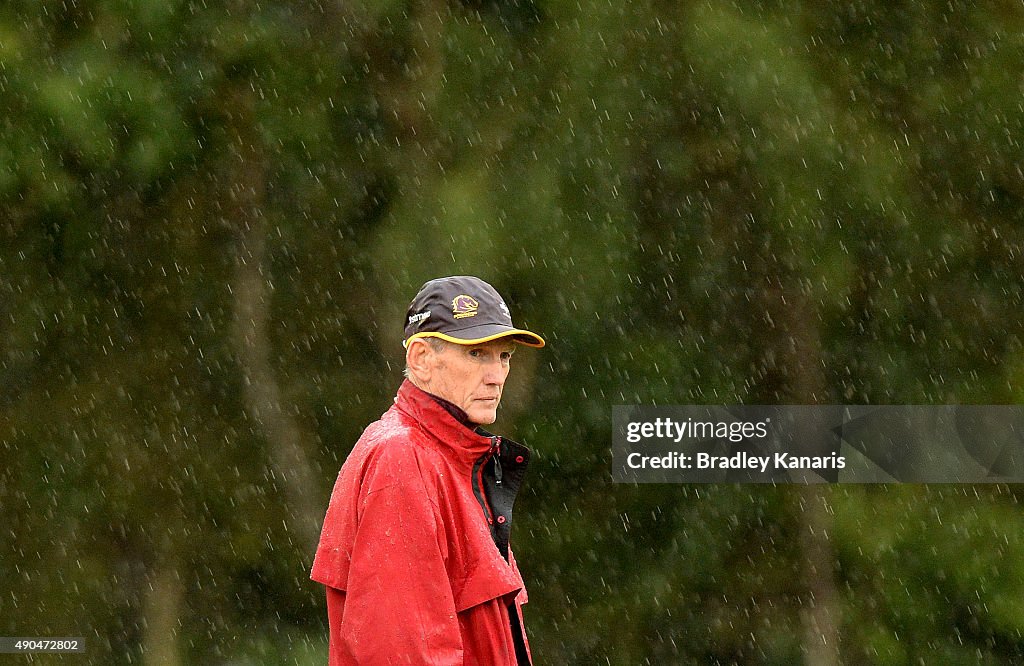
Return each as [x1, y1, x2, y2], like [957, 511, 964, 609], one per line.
[424, 338, 516, 425]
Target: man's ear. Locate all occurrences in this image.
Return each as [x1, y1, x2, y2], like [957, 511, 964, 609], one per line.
[405, 338, 434, 383]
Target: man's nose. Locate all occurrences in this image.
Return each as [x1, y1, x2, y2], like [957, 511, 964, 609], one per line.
[484, 359, 507, 384]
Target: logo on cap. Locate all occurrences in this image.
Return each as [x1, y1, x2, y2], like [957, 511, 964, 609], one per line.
[452, 295, 479, 319]
[408, 310, 431, 327]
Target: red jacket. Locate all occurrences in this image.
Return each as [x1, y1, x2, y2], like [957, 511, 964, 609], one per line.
[311, 380, 533, 665]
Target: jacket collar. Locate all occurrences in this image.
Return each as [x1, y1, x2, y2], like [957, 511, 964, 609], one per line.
[393, 379, 496, 465]
[429, 393, 474, 427]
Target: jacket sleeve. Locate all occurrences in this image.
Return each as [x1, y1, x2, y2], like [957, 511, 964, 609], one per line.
[339, 455, 462, 665]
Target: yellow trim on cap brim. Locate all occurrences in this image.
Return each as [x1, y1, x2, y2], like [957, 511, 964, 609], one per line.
[404, 329, 545, 349]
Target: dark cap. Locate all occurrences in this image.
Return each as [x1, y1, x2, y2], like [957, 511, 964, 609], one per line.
[403, 276, 545, 348]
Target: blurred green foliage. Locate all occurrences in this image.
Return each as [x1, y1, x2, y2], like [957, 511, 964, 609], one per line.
[2, 0, 1023, 663]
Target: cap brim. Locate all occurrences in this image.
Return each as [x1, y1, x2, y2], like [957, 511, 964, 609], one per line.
[405, 326, 545, 349]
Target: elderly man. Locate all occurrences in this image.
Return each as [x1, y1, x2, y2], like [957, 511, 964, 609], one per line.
[310, 276, 544, 665]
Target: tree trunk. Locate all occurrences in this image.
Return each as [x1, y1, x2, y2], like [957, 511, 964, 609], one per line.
[798, 485, 841, 666]
[225, 88, 321, 550]
[142, 558, 183, 666]
[763, 280, 842, 666]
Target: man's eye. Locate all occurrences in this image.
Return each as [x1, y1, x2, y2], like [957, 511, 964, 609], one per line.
[501, 352, 512, 361]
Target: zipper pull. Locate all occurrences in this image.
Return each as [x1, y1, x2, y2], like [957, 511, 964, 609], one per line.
[492, 436, 503, 485]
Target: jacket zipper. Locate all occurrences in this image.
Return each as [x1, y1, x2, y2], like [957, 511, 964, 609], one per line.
[492, 436, 503, 485]
[477, 463, 495, 524]
[475, 436, 502, 526]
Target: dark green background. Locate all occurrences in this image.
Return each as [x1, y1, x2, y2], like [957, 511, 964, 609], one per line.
[2, 0, 1023, 663]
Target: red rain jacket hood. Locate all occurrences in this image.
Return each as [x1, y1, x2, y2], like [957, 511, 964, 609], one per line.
[311, 380, 533, 665]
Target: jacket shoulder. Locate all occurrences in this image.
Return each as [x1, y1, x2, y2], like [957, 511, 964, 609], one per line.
[351, 407, 448, 494]
[311, 409, 446, 591]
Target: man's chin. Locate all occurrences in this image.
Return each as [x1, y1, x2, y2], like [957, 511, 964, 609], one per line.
[468, 409, 497, 425]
